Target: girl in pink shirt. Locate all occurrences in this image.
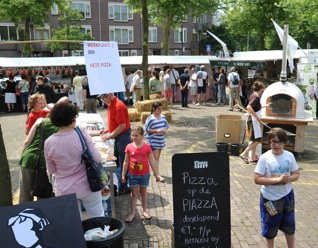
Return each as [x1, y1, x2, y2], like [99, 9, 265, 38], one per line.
[122, 126, 162, 223]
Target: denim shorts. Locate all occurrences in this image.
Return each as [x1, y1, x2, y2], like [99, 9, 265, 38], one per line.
[127, 173, 150, 187]
[260, 189, 295, 239]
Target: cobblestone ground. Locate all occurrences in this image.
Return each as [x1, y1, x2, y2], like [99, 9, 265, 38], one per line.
[1, 100, 318, 247]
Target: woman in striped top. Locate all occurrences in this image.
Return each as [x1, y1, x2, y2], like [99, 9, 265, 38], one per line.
[144, 101, 169, 183]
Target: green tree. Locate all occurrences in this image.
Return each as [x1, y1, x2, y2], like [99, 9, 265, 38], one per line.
[128, 0, 220, 55]
[0, 124, 12, 207]
[47, 4, 94, 56]
[126, 0, 150, 99]
[0, 0, 67, 57]
[222, 0, 288, 51]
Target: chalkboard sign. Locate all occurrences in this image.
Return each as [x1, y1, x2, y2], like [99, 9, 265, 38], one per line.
[172, 152, 230, 248]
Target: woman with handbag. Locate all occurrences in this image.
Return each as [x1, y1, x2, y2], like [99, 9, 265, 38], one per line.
[44, 103, 104, 219]
[4, 74, 16, 112]
[19, 116, 58, 203]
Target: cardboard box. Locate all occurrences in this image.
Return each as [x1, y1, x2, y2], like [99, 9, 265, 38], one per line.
[215, 115, 242, 144]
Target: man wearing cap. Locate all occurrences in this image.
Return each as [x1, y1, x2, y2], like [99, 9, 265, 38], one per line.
[73, 70, 84, 110]
[130, 70, 143, 107]
[101, 93, 131, 195]
[196, 65, 208, 105]
[227, 67, 244, 111]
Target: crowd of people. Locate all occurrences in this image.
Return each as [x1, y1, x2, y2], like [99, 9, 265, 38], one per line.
[12, 63, 302, 247]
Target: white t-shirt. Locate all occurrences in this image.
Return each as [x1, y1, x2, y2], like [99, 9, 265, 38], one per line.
[254, 150, 299, 201]
[227, 72, 240, 88]
[126, 74, 134, 90]
[164, 74, 171, 91]
[189, 72, 197, 88]
[169, 69, 180, 84]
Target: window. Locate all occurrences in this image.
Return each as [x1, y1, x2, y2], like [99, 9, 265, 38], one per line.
[0, 24, 18, 41]
[119, 50, 129, 56]
[193, 14, 208, 23]
[80, 25, 92, 35]
[108, 3, 133, 22]
[109, 26, 133, 44]
[71, 1, 91, 19]
[174, 28, 187, 43]
[148, 27, 157, 43]
[174, 50, 180, 55]
[51, 3, 59, 15]
[131, 50, 137, 56]
[34, 24, 50, 40]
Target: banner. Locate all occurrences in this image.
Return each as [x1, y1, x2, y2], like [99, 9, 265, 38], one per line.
[84, 41, 125, 95]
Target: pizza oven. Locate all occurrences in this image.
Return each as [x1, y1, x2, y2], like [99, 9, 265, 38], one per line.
[261, 81, 304, 119]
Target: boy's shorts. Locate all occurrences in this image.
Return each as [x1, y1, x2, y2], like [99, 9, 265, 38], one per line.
[127, 173, 150, 187]
[260, 189, 295, 239]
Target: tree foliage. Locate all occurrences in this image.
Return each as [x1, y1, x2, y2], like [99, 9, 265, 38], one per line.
[0, 0, 67, 56]
[126, 0, 220, 55]
[47, 4, 94, 55]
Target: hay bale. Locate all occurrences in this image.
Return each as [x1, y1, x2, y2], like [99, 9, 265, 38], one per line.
[141, 112, 151, 124]
[136, 98, 169, 113]
[140, 110, 172, 124]
[128, 108, 140, 122]
[149, 93, 160, 100]
[162, 110, 172, 123]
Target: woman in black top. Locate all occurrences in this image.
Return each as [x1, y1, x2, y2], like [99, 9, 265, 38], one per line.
[4, 74, 17, 112]
[34, 76, 54, 104]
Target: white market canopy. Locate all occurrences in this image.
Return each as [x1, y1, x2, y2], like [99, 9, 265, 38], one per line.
[0, 50, 316, 68]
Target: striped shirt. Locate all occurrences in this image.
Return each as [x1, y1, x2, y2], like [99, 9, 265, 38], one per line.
[144, 114, 169, 150]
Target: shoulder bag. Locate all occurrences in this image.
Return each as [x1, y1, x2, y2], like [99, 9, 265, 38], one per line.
[31, 119, 54, 198]
[75, 127, 109, 192]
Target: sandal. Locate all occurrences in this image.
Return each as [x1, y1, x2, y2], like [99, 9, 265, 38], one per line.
[125, 216, 135, 223]
[142, 212, 152, 220]
[156, 176, 165, 183]
[239, 154, 249, 164]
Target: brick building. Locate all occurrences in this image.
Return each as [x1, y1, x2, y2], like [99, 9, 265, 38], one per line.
[0, 0, 220, 57]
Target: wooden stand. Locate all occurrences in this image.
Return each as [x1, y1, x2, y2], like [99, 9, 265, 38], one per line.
[261, 111, 313, 152]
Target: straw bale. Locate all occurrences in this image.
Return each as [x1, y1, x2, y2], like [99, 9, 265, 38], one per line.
[149, 93, 160, 100]
[128, 108, 140, 122]
[140, 110, 172, 124]
[162, 110, 172, 123]
[140, 112, 151, 124]
[136, 98, 169, 112]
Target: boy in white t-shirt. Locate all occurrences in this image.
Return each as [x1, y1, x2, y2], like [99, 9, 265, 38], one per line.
[254, 128, 300, 248]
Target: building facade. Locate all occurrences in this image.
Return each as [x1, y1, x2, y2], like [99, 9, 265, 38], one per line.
[0, 0, 220, 57]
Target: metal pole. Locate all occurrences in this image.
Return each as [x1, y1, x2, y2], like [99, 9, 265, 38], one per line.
[98, 0, 102, 41]
[181, 24, 183, 55]
[280, 25, 288, 82]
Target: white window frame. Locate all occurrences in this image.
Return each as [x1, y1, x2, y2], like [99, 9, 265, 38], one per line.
[119, 50, 129, 56]
[0, 23, 18, 41]
[81, 25, 92, 34]
[131, 50, 137, 56]
[174, 27, 187, 43]
[108, 2, 133, 22]
[51, 3, 59, 15]
[109, 26, 134, 44]
[148, 26, 157, 43]
[71, 1, 91, 19]
[34, 24, 50, 40]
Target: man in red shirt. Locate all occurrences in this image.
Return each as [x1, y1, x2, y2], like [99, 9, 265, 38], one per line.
[101, 93, 131, 195]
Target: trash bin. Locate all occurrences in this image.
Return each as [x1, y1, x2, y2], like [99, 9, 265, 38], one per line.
[82, 217, 125, 248]
[215, 115, 242, 144]
[230, 143, 241, 156]
[216, 142, 228, 152]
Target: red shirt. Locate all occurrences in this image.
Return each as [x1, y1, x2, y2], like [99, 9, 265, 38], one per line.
[125, 143, 152, 175]
[26, 109, 50, 129]
[107, 97, 130, 134]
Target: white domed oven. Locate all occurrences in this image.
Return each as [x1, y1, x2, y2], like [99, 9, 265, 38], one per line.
[260, 81, 312, 153]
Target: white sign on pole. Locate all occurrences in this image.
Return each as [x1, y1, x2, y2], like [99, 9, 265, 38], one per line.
[83, 41, 125, 95]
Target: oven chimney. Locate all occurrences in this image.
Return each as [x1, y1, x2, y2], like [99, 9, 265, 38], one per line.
[280, 25, 289, 83]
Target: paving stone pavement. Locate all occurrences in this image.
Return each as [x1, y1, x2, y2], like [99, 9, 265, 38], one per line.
[1, 101, 318, 247]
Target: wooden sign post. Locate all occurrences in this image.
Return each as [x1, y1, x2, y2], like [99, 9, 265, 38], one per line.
[172, 152, 231, 248]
